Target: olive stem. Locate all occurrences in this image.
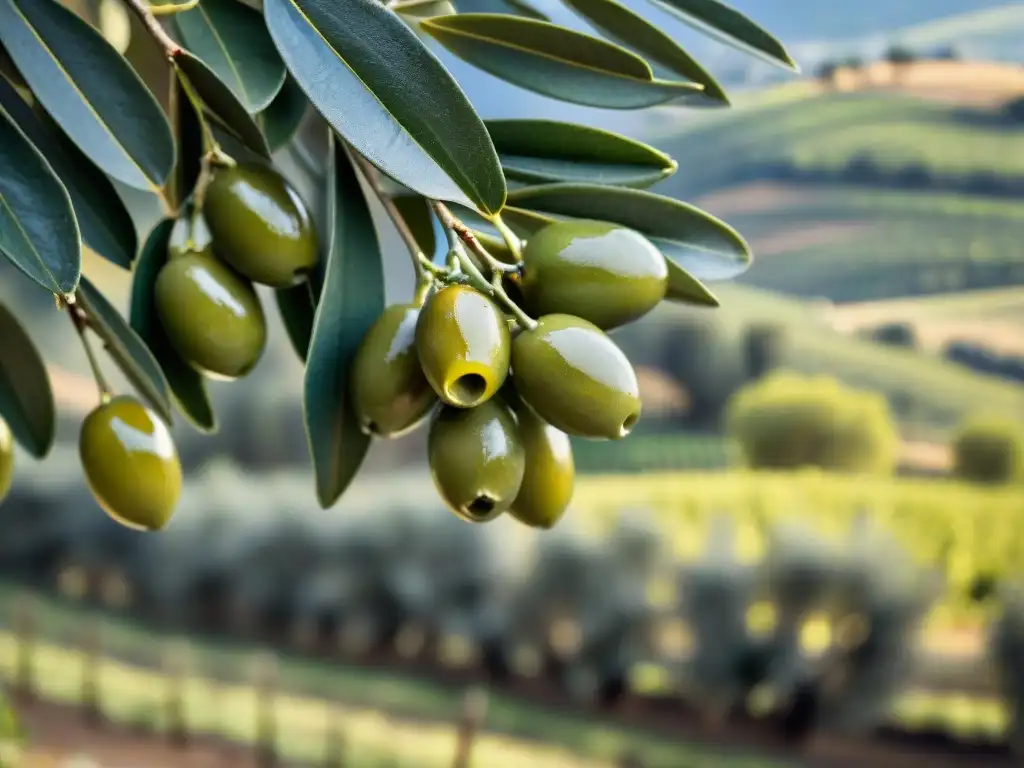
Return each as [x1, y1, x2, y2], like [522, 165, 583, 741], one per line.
[447, 237, 537, 331]
[173, 66, 221, 158]
[488, 213, 524, 263]
[61, 297, 113, 405]
[120, 0, 181, 57]
[432, 201, 520, 276]
[349, 151, 427, 283]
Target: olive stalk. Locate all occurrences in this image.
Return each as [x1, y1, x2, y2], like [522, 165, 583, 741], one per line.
[119, 0, 181, 57]
[433, 201, 521, 276]
[348, 149, 428, 284]
[488, 213, 523, 262]
[60, 296, 112, 405]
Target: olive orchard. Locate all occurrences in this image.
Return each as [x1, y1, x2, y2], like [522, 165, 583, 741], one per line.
[0, 0, 795, 530]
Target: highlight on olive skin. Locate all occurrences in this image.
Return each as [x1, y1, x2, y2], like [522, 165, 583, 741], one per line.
[155, 250, 268, 381]
[519, 220, 668, 331]
[427, 398, 525, 523]
[351, 303, 438, 438]
[78, 396, 183, 532]
[511, 313, 642, 440]
[509, 404, 575, 530]
[202, 162, 319, 289]
[0, 417, 13, 505]
[415, 284, 511, 409]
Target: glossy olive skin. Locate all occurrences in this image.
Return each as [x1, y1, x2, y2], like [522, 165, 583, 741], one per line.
[202, 162, 319, 288]
[511, 314, 641, 440]
[428, 399, 525, 523]
[79, 396, 182, 531]
[509, 404, 575, 530]
[155, 251, 267, 381]
[351, 304, 437, 437]
[0, 418, 13, 504]
[520, 220, 668, 330]
[415, 285, 510, 408]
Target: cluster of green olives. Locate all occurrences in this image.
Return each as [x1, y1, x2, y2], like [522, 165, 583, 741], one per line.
[74, 161, 320, 533]
[350, 219, 665, 528]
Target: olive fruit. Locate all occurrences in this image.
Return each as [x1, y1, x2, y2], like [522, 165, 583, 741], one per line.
[509, 405, 574, 530]
[519, 220, 668, 330]
[351, 304, 437, 437]
[0, 417, 13, 504]
[79, 396, 182, 531]
[155, 250, 267, 381]
[511, 314, 641, 440]
[428, 399, 525, 523]
[167, 213, 213, 259]
[202, 162, 319, 288]
[415, 285, 510, 408]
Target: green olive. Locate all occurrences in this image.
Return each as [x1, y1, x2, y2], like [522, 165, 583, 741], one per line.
[511, 314, 641, 440]
[167, 213, 214, 260]
[415, 285, 510, 408]
[509, 405, 574, 530]
[519, 220, 668, 330]
[154, 250, 267, 381]
[202, 162, 319, 288]
[351, 304, 437, 437]
[428, 399, 525, 523]
[0, 417, 13, 504]
[79, 396, 182, 531]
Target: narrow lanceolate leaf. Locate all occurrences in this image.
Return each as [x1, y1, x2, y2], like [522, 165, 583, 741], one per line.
[645, 0, 798, 72]
[452, 0, 550, 20]
[275, 281, 317, 362]
[174, 0, 287, 114]
[76, 276, 174, 426]
[391, 196, 438, 259]
[486, 119, 677, 188]
[421, 15, 706, 109]
[497, 205, 714, 301]
[304, 143, 386, 509]
[129, 220, 216, 433]
[0, 303, 55, 458]
[507, 183, 751, 280]
[0, 0, 174, 190]
[560, 0, 728, 104]
[0, 102, 80, 296]
[0, 77, 135, 269]
[173, 51, 271, 159]
[257, 75, 308, 152]
[264, 0, 506, 215]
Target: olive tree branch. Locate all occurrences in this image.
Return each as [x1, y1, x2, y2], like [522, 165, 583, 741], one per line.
[432, 201, 521, 276]
[348, 149, 427, 284]
[119, 0, 181, 57]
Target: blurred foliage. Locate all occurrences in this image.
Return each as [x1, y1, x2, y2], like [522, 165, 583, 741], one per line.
[726, 373, 899, 475]
[952, 416, 1024, 485]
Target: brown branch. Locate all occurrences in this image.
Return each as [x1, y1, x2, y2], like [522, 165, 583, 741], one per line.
[120, 0, 181, 57]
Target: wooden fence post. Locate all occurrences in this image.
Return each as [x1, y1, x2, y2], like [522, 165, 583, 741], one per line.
[251, 650, 279, 768]
[80, 615, 102, 726]
[11, 595, 34, 702]
[321, 703, 346, 768]
[451, 687, 488, 768]
[163, 639, 190, 746]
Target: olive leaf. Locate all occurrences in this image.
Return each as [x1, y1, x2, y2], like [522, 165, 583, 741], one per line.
[420, 14, 707, 109]
[173, 51, 272, 160]
[0, 302, 56, 458]
[129, 219, 216, 433]
[303, 139, 386, 509]
[76, 276, 174, 426]
[275, 281, 317, 362]
[394, 0, 459, 21]
[173, 0, 287, 113]
[455, 0, 550, 20]
[264, 0, 506, 215]
[507, 183, 750, 280]
[0, 0, 174, 190]
[560, 0, 728, 104]
[0, 99, 81, 296]
[257, 75, 308, 152]
[0, 75, 136, 270]
[485, 119, 677, 188]
[645, 0, 798, 72]
[391, 195, 438, 259]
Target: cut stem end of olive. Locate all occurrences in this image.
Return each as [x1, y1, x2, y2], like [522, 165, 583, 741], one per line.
[445, 372, 489, 408]
[464, 495, 497, 521]
[619, 412, 640, 438]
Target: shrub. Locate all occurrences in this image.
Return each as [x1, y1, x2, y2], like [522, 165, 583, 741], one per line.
[726, 373, 899, 475]
[952, 416, 1024, 485]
